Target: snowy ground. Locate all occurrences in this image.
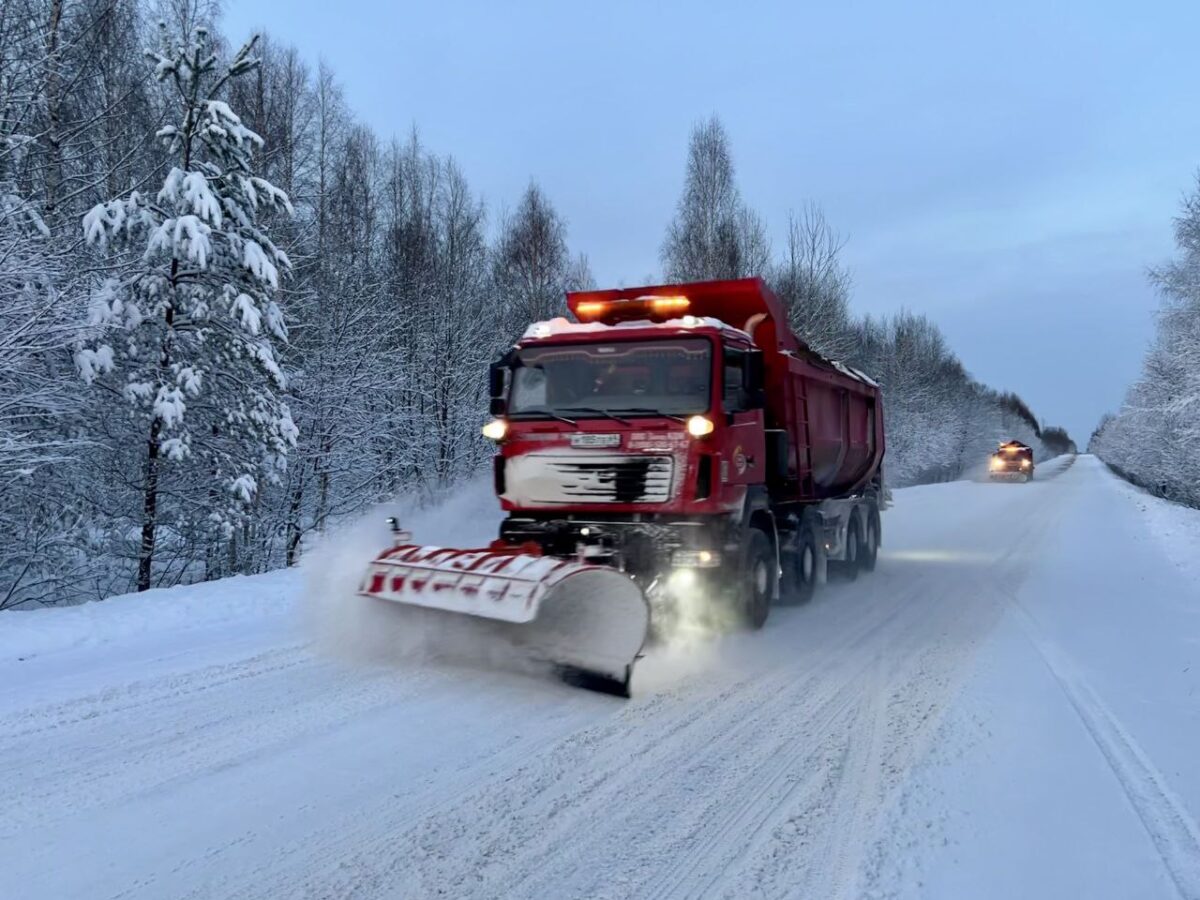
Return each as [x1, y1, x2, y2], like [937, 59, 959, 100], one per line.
[3, 455, 1199, 899]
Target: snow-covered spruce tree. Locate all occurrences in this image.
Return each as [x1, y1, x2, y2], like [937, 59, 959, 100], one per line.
[79, 26, 296, 591]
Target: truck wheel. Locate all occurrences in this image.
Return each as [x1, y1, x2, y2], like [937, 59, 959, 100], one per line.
[737, 528, 775, 629]
[861, 507, 880, 573]
[782, 524, 819, 605]
[832, 519, 861, 582]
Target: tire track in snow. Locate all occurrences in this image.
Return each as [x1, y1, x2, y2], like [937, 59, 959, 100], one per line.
[1016, 607, 1200, 900]
[307, 557, 981, 900]
[0, 645, 448, 831]
[0, 642, 313, 740]
[721, 487, 1074, 900]
[640, 599, 958, 900]
[691, 572, 1006, 900]
[254, 582, 924, 900]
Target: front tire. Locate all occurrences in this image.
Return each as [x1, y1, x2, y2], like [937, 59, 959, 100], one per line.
[737, 528, 775, 629]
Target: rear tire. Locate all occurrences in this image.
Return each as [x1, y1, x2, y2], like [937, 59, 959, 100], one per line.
[831, 518, 861, 582]
[781, 523, 819, 605]
[737, 528, 775, 629]
[861, 507, 880, 573]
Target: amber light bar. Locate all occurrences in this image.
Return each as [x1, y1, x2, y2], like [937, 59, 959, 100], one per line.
[649, 295, 690, 313]
[574, 295, 690, 321]
[575, 301, 609, 319]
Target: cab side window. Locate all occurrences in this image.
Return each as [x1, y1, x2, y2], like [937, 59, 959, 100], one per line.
[724, 350, 748, 412]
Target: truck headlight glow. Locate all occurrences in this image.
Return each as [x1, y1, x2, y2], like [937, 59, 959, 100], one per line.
[482, 419, 508, 441]
[989, 456, 1003, 470]
[687, 415, 715, 437]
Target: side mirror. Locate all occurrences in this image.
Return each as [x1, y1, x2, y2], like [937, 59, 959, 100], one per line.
[488, 361, 507, 416]
[745, 351, 766, 408]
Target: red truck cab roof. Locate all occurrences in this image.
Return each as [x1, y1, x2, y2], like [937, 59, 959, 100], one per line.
[565, 278, 802, 353]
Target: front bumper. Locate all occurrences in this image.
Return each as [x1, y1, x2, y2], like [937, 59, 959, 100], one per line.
[989, 469, 1031, 481]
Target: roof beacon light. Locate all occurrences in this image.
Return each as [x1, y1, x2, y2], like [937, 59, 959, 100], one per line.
[650, 295, 690, 315]
[575, 301, 608, 320]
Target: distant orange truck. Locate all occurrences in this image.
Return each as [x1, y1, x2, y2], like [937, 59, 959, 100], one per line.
[989, 440, 1034, 482]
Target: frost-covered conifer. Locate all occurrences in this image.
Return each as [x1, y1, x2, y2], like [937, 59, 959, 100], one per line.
[79, 24, 297, 590]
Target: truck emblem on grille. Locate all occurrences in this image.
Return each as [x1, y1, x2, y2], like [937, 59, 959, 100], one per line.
[570, 433, 621, 448]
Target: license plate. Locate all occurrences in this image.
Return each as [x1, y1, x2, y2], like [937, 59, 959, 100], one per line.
[570, 433, 621, 448]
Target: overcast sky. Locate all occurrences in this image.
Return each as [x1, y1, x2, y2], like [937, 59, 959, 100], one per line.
[224, 0, 1200, 444]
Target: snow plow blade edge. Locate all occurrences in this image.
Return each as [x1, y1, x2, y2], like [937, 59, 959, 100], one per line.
[359, 545, 649, 687]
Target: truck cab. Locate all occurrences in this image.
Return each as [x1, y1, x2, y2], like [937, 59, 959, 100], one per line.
[490, 314, 765, 518]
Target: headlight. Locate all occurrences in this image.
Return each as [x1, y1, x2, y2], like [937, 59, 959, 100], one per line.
[1021, 459, 1031, 468]
[989, 457, 1003, 470]
[671, 549, 721, 568]
[686, 415, 715, 437]
[482, 419, 508, 441]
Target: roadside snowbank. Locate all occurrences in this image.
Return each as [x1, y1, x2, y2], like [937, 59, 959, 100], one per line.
[1105, 462, 1200, 586]
[0, 569, 300, 664]
[0, 477, 503, 666]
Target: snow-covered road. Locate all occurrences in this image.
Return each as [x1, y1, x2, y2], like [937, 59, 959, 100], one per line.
[3, 455, 1199, 899]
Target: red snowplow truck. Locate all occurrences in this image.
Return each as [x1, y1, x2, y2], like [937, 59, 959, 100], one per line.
[360, 278, 886, 695]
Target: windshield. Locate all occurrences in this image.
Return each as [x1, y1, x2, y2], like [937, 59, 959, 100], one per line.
[509, 338, 712, 418]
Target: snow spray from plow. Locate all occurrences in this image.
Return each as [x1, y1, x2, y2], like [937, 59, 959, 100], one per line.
[359, 540, 650, 694]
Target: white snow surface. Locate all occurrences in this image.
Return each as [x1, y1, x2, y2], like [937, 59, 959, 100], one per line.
[3, 455, 1200, 899]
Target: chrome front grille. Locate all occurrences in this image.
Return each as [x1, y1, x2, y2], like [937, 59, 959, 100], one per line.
[522, 454, 674, 504]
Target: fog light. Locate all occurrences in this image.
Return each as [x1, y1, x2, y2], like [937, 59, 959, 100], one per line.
[668, 568, 697, 590]
[672, 549, 721, 568]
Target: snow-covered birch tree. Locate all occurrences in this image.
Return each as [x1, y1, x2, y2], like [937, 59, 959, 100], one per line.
[79, 24, 297, 591]
[492, 183, 583, 341]
[661, 116, 770, 281]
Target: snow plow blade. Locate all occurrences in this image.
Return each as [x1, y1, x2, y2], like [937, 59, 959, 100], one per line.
[359, 543, 650, 691]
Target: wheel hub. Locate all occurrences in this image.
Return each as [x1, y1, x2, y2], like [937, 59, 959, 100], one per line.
[754, 560, 769, 594]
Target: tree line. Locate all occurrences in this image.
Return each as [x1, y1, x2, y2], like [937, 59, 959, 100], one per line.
[660, 117, 1074, 488]
[2, 1, 590, 608]
[1, 3, 1070, 610]
[1090, 176, 1200, 507]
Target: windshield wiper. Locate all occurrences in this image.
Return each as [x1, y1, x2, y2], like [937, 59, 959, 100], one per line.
[511, 409, 577, 425]
[609, 407, 687, 423]
[557, 406, 631, 425]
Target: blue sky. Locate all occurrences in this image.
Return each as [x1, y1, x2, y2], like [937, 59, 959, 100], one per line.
[224, 0, 1200, 444]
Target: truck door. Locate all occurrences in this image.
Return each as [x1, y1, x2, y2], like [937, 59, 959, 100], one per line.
[720, 348, 766, 488]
